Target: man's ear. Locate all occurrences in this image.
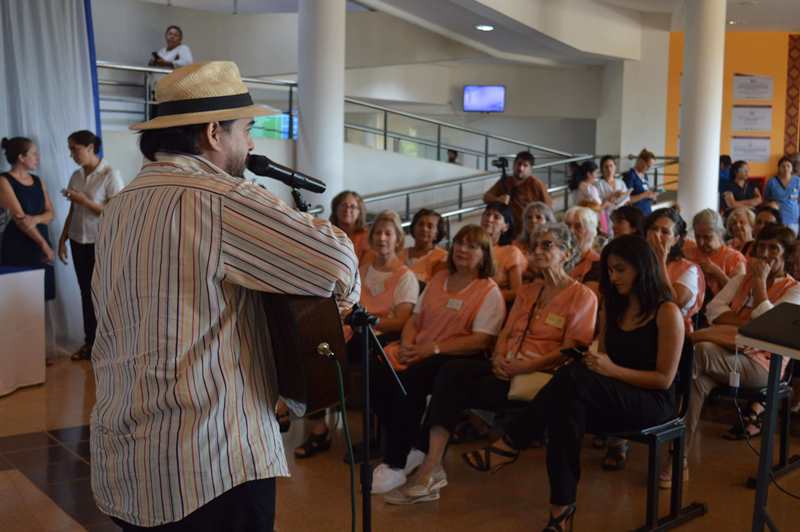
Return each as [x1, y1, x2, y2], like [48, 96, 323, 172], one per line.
[199, 122, 225, 153]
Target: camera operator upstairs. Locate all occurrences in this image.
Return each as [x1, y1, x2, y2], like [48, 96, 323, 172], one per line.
[483, 151, 552, 238]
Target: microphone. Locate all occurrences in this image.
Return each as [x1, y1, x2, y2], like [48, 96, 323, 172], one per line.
[246, 154, 327, 194]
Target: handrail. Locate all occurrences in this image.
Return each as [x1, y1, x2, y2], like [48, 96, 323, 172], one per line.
[344, 97, 572, 157]
[96, 60, 297, 87]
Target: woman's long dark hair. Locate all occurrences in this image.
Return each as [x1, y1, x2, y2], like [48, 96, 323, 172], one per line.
[600, 235, 672, 325]
[568, 160, 598, 191]
[644, 207, 687, 263]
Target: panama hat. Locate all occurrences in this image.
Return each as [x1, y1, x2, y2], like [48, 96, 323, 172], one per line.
[130, 61, 277, 130]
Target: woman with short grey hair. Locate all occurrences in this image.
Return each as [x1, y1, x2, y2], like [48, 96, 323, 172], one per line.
[725, 206, 755, 253]
[516, 201, 557, 250]
[684, 208, 747, 296]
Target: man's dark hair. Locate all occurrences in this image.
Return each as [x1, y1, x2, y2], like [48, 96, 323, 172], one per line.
[514, 151, 535, 166]
[139, 121, 234, 161]
[720, 155, 732, 168]
[600, 235, 673, 327]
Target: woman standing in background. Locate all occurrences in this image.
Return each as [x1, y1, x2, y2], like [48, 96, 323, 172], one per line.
[58, 131, 124, 361]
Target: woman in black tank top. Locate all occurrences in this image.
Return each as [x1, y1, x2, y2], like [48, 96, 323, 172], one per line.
[463, 235, 685, 532]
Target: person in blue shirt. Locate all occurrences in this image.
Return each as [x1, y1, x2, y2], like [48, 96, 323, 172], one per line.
[718, 154, 732, 192]
[764, 156, 800, 234]
[622, 148, 658, 216]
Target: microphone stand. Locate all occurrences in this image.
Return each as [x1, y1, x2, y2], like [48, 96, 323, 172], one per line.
[345, 305, 406, 532]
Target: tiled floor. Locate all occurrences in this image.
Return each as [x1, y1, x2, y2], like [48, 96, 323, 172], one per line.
[1, 357, 800, 531]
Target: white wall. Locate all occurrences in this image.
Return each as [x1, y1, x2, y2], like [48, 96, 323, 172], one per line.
[91, 0, 481, 76]
[595, 60, 623, 155]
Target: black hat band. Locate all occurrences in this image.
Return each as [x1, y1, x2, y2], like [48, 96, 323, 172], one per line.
[157, 92, 254, 115]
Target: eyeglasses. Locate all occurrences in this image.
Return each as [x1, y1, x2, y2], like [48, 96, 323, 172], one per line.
[531, 239, 558, 251]
[339, 204, 359, 211]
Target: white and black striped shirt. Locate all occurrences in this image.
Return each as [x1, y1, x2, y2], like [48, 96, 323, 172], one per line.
[90, 153, 359, 526]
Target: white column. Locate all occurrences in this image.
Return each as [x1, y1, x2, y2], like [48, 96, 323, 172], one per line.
[297, 0, 345, 216]
[677, 0, 727, 217]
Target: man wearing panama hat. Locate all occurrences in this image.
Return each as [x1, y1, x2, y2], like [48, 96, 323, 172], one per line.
[90, 61, 360, 530]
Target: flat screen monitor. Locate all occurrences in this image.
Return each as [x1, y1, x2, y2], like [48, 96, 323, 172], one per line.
[463, 85, 506, 113]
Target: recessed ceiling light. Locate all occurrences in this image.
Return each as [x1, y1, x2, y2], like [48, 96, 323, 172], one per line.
[728, 20, 736, 25]
[475, 24, 495, 32]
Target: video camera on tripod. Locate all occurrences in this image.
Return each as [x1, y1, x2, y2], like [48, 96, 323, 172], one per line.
[491, 157, 509, 179]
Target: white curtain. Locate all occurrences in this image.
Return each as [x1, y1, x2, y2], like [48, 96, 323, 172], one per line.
[0, 0, 97, 349]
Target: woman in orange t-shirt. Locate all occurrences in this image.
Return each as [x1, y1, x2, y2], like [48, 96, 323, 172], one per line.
[400, 208, 448, 284]
[330, 190, 370, 262]
[645, 208, 705, 330]
[564, 206, 601, 292]
[685, 209, 746, 296]
[371, 224, 505, 495]
[294, 210, 419, 459]
[481, 202, 526, 302]
[386, 223, 598, 504]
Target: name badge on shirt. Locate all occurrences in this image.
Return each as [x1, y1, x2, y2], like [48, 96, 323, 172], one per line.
[545, 313, 565, 329]
[446, 298, 463, 311]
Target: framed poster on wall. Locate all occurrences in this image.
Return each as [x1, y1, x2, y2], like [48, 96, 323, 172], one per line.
[732, 105, 773, 131]
[733, 74, 774, 100]
[731, 136, 771, 162]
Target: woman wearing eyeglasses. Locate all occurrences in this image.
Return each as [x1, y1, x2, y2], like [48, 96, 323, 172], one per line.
[330, 190, 370, 262]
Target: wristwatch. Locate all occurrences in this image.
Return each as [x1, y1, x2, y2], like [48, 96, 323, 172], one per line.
[433, 343, 441, 356]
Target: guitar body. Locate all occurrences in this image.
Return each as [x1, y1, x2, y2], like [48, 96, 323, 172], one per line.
[261, 294, 349, 415]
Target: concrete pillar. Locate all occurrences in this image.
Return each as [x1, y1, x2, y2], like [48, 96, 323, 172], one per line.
[677, 0, 726, 217]
[297, 0, 345, 215]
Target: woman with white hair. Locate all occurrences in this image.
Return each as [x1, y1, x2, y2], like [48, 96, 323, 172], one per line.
[684, 209, 746, 296]
[725, 206, 755, 253]
[386, 223, 597, 504]
[564, 206, 600, 284]
[516, 201, 556, 251]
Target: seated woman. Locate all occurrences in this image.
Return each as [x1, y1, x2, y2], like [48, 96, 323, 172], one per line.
[462, 235, 684, 532]
[330, 190, 370, 262]
[515, 201, 556, 251]
[610, 205, 645, 238]
[564, 206, 600, 284]
[400, 208, 447, 284]
[293, 210, 419, 458]
[684, 209, 746, 297]
[682, 224, 800, 475]
[569, 160, 610, 234]
[725, 206, 755, 253]
[516, 201, 556, 281]
[384, 223, 597, 504]
[481, 202, 526, 302]
[741, 206, 782, 256]
[645, 208, 705, 330]
[369, 224, 506, 494]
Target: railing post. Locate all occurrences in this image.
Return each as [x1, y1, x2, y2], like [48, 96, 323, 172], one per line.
[547, 166, 552, 188]
[458, 184, 463, 221]
[436, 125, 442, 161]
[405, 194, 411, 221]
[287, 86, 294, 140]
[654, 168, 660, 192]
[484, 137, 489, 171]
[383, 110, 388, 151]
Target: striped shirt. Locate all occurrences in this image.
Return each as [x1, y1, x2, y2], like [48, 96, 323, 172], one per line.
[90, 153, 359, 526]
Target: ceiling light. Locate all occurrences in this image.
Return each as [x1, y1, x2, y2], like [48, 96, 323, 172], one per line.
[475, 24, 495, 32]
[728, 20, 736, 25]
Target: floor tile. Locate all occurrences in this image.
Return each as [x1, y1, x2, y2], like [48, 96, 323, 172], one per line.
[42, 478, 109, 526]
[3, 446, 91, 486]
[0, 454, 13, 471]
[0, 432, 57, 453]
[0, 470, 86, 532]
[49, 426, 91, 444]
[63, 440, 92, 462]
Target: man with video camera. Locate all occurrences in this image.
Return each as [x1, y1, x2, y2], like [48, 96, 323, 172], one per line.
[483, 151, 552, 237]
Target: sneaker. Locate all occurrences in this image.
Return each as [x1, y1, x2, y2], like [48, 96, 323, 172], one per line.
[404, 466, 447, 498]
[371, 463, 406, 494]
[383, 487, 440, 505]
[403, 449, 425, 476]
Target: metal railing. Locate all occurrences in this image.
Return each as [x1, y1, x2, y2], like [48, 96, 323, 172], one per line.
[96, 61, 582, 168]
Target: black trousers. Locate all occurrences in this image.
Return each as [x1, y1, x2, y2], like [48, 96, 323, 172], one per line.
[424, 358, 511, 434]
[505, 363, 674, 506]
[111, 478, 276, 531]
[70, 240, 96, 346]
[374, 354, 476, 469]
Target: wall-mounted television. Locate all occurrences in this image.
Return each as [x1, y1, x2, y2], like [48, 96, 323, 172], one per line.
[463, 85, 506, 113]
